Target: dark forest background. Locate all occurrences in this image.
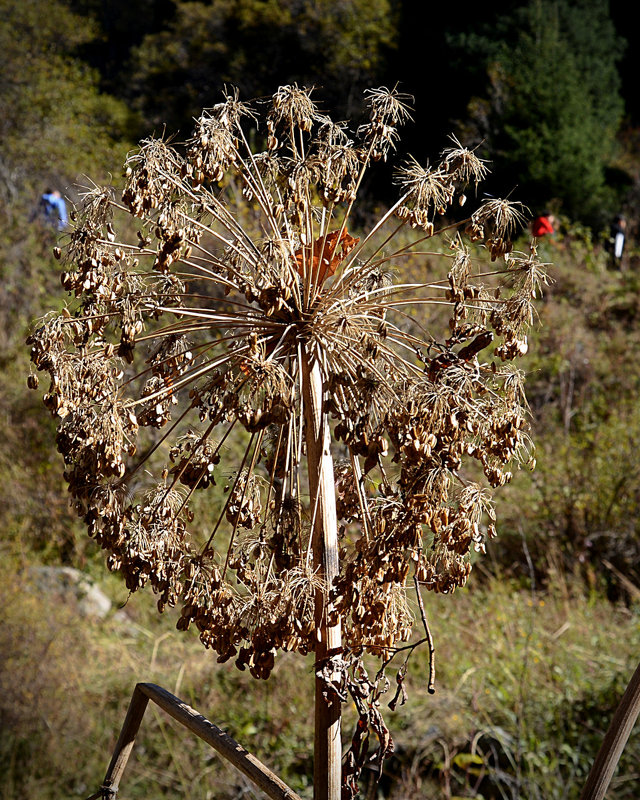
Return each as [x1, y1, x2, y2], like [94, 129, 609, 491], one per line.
[2, 0, 640, 228]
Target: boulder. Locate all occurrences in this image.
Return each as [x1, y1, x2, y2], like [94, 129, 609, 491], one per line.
[27, 566, 112, 619]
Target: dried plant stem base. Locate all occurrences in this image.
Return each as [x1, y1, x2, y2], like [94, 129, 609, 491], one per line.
[97, 682, 302, 800]
[302, 353, 342, 800]
[579, 659, 640, 800]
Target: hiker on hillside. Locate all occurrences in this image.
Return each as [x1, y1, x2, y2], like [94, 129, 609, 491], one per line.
[608, 214, 626, 266]
[34, 189, 68, 231]
[531, 210, 556, 238]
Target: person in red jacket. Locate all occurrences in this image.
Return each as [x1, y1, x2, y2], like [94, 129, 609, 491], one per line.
[532, 210, 555, 237]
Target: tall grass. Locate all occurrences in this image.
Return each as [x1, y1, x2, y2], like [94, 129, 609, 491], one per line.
[2, 552, 639, 800]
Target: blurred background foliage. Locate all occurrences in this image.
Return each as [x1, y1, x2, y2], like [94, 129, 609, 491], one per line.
[3, 0, 640, 797]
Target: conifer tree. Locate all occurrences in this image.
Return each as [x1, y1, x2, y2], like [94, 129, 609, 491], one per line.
[461, 0, 624, 222]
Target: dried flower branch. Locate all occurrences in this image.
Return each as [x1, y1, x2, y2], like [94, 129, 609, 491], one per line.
[28, 84, 546, 800]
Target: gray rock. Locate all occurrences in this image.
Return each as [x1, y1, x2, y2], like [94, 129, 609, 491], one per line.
[27, 565, 113, 619]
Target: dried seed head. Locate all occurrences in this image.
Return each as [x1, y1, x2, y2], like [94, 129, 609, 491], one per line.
[29, 84, 546, 782]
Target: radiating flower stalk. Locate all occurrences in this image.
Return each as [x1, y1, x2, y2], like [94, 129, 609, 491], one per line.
[28, 86, 546, 800]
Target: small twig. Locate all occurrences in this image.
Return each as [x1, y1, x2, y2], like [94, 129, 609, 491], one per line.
[602, 559, 640, 603]
[413, 575, 436, 693]
[375, 637, 428, 679]
[84, 790, 110, 800]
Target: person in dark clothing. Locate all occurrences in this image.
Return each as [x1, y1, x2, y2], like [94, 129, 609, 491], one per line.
[608, 214, 626, 266]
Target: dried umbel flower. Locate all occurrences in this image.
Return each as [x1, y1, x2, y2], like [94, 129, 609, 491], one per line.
[28, 84, 546, 796]
[359, 85, 413, 161]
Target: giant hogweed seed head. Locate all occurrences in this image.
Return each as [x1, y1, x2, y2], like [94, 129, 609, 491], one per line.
[28, 84, 546, 793]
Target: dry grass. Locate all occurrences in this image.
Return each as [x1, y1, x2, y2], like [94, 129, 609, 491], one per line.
[2, 551, 639, 800]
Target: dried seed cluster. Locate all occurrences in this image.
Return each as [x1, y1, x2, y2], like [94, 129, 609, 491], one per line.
[28, 85, 546, 787]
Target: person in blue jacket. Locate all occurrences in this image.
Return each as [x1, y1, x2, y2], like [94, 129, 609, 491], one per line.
[38, 189, 68, 230]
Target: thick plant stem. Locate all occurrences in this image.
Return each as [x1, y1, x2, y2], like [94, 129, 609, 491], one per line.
[579, 659, 640, 800]
[302, 350, 342, 800]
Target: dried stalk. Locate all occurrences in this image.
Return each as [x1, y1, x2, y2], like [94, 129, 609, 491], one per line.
[413, 575, 436, 694]
[96, 682, 302, 800]
[579, 660, 640, 800]
[302, 351, 342, 800]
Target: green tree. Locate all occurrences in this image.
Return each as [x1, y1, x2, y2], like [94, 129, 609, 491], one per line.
[128, 0, 398, 133]
[462, 0, 624, 223]
[0, 0, 133, 209]
[68, 0, 176, 93]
